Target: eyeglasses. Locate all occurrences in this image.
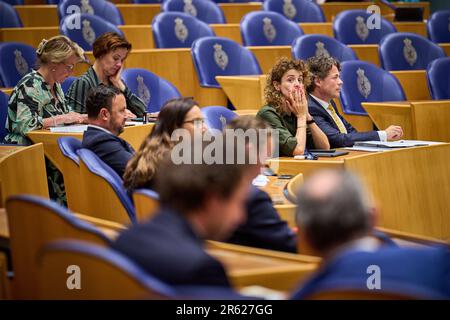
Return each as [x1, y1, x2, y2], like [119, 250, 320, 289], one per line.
[184, 118, 205, 127]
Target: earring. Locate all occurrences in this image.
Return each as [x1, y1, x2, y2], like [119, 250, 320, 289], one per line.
[51, 69, 56, 72]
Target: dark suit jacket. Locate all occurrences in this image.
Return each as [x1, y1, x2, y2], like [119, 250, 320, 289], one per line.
[308, 94, 379, 148]
[111, 207, 230, 287]
[226, 187, 297, 253]
[81, 126, 135, 178]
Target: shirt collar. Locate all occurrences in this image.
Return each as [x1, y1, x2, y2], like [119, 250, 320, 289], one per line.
[309, 93, 331, 111]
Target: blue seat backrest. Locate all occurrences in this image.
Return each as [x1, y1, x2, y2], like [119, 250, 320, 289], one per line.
[291, 246, 450, 300]
[427, 10, 450, 44]
[57, 136, 82, 165]
[201, 106, 237, 131]
[58, 0, 124, 25]
[152, 12, 215, 48]
[0, 42, 36, 88]
[77, 148, 136, 222]
[191, 36, 262, 88]
[379, 32, 446, 71]
[0, 91, 10, 141]
[339, 61, 406, 115]
[333, 10, 396, 45]
[263, 0, 325, 23]
[291, 34, 358, 62]
[0, 1, 23, 28]
[60, 13, 123, 51]
[426, 57, 450, 100]
[162, 0, 226, 24]
[240, 11, 304, 46]
[121, 68, 181, 113]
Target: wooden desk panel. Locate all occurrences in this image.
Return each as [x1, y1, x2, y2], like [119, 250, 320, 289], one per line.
[363, 100, 450, 142]
[440, 43, 450, 56]
[118, 25, 154, 50]
[391, 70, 430, 101]
[268, 144, 450, 240]
[216, 75, 265, 110]
[117, 4, 160, 25]
[27, 124, 154, 172]
[207, 241, 319, 291]
[219, 3, 262, 24]
[0, 144, 49, 207]
[0, 27, 60, 49]
[15, 5, 58, 27]
[249, 46, 291, 74]
[394, 22, 427, 37]
[211, 23, 242, 45]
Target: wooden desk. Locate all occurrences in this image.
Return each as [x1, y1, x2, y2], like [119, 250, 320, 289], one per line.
[117, 4, 160, 25]
[391, 70, 430, 101]
[363, 100, 450, 142]
[0, 144, 49, 207]
[321, 2, 375, 22]
[0, 209, 7, 239]
[216, 75, 265, 110]
[260, 176, 296, 228]
[15, 5, 58, 27]
[440, 43, 450, 56]
[219, 3, 263, 24]
[27, 123, 154, 173]
[268, 144, 450, 240]
[0, 27, 60, 49]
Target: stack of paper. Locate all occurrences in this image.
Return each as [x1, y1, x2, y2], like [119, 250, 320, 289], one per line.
[50, 125, 88, 133]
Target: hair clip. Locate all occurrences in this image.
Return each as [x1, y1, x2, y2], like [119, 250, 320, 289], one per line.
[36, 39, 48, 55]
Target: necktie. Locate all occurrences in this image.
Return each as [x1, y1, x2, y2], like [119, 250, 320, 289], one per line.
[327, 104, 347, 134]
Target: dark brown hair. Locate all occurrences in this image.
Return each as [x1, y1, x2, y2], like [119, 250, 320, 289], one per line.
[93, 32, 131, 59]
[85, 85, 122, 119]
[306, 55, 341, 93]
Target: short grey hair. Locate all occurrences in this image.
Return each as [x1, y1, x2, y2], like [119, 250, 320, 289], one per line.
[295, 170, 372, 252]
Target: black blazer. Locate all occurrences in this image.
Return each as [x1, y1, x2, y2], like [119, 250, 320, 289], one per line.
[226, 187, 297, 253]
[307, 94, 379, 148]
[111, 207, 230, 287]
[81, 126, 135, 178]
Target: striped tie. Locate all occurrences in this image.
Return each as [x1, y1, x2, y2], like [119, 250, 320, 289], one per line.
[327, 104, 347, 134]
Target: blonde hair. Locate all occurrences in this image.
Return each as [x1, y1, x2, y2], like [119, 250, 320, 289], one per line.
[36, 35, 85, 65]
[264, 57, 311, 113]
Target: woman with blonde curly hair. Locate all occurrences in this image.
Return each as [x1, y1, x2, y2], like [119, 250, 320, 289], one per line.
[123, 97, 206, 193]
[257, 57, 329, 156]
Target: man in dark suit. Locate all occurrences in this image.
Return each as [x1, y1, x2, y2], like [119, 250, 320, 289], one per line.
[82, 85, 134, 177]
[306, 55, 403, 148]
[111, 135, 261, 287]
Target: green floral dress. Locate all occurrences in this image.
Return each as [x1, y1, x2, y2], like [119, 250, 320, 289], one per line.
[4, 70, 70, 206]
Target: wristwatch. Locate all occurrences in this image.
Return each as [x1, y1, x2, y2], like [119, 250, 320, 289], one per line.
[306, 119, 315, 125]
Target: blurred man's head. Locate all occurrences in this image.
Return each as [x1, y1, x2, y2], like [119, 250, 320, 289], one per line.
[296, 170, 374, 257]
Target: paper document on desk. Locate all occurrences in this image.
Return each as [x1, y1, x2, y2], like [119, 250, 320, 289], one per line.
[50, 125, 88, 133]
[354, 140, 441, 148]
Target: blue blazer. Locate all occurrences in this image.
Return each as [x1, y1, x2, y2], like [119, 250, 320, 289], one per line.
[81, 126, 135, 178]
[307, 94, 379, 148]
[291, 245, 450, 299]
[227, 187, 297, 253]
[111, 207, 230, 287]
